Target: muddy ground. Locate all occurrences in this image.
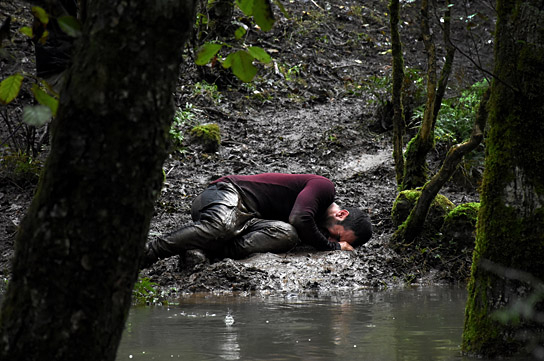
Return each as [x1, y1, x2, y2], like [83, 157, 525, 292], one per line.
[0, 0, 495, 297]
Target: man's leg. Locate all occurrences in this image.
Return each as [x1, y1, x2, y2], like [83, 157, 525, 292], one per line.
[143, 182, 254, 266]
[219, 219, 300, 260]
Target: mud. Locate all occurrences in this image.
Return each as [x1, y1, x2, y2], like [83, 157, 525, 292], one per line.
[0, 0, 494, 297]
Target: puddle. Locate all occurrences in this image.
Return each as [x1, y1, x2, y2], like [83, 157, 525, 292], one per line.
[118, 287, 476, 361]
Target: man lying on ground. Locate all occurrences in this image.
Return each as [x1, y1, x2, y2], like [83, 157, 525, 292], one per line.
[142, 173, 372, 268]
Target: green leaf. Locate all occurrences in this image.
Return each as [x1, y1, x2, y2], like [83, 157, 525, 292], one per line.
[31, 84, 58, 117]
[38, 30, 49, 44]
[234, 26, 247, 40]
[195, 43, 223, 66]
[252, 0, 275, 31]
[31, 6, 49, 25]
[57, 15, 82, 38]
[23, 105, 52, 127]
[222, 53, 234, 69]
[273, 0, 290, 18]
[19, 26, 33, 38]
[236, 0, 254, 16]
[230, 50, 257, 82]
[247, 46, 271, 63]
[0, 74, 24, 105]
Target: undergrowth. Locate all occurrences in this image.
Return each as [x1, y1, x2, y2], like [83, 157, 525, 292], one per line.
[0, 148, 42, 184]
[132, 276, 165, 306]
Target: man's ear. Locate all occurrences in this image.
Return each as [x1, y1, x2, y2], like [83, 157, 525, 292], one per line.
[338, 209, 350, 220]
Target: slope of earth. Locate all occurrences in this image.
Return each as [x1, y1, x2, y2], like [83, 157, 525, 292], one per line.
[0, 0, 495, 297]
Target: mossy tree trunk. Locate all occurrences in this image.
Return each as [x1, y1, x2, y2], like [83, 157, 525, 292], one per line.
[389, 0, 406, 187]
[0, 1, 196, 360]
[400, 0, 454, 190]
[394, 88, 488, 244]
[462, 0, 544, 357]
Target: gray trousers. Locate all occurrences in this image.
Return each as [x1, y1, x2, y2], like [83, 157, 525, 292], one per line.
[146, 182, 299, 262]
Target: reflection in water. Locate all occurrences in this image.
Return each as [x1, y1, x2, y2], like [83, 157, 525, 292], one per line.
[220, 323, 240, 360]
[117, 287, 470, 360]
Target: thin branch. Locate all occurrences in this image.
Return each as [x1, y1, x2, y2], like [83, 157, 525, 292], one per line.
[433, 1, 519, 93]
[432, 0, 455, 127]
[0, 108, 23, 151]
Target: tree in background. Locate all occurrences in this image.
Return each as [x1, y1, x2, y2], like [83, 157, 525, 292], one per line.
[388, 0, 405, 187]
[462, 0, 544, 357]
[389, 0, 485, 246]
[397, 0, 455, 191]
[0, 1, 196, 360]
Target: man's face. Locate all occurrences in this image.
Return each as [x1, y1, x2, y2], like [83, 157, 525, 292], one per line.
[327, 224, 357, 245]
[324, 203, 356, 244]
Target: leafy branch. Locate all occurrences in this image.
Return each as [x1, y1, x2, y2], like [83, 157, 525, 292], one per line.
[194, 0, 280, 82]
[0, 6, 81, 129]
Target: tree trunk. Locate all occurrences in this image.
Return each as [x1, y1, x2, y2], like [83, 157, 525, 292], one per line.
[0, 1, 196, 360]
[389, 0, 406, 187]
[462, 0, 544, 357]
[396, 88, 488, 244]
[401, 0, 454, 190]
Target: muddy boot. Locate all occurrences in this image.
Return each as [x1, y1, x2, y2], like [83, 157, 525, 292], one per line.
[179, 249, 209, 270]
[140, 242, 159, 269]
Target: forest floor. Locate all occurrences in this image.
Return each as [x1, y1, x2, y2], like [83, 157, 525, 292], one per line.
[0, 0, 495, 298]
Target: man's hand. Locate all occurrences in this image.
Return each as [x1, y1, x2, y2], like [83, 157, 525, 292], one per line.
[338, 241, 354, 251]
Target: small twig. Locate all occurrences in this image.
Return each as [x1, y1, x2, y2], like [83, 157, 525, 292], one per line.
[0, 112, 24, 151]
[166, 165, 176, 176]
[310, 0, 324, 11]
[331, 63, 367, 70]
[433, 1, 518, 93]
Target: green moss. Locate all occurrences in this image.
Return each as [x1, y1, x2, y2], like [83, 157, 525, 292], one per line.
[462, 272, 499, 354]
[0, 150, 43, 185]
[391, 190, 460, 275]
[462, 3, 544, 355]
[431, 202, 480, 279]
[433, 192, 455, 210]
[401, 135, 432, 190]
[190, 123, 221, 152]
[391, 190, 454, 229]
[444, 202, 480, 223]
[391, 189, 417, 219]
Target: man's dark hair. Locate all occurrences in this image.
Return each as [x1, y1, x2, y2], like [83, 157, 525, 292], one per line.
[339, 207, 372, 247]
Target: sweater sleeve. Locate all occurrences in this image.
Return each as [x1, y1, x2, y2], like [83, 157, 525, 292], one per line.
[288, 178, 341, 251]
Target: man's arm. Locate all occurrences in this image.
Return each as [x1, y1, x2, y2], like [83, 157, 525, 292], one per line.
[288, 178, 341, 251]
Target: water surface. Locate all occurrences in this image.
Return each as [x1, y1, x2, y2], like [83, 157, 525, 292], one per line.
[117, 286, 474, 360]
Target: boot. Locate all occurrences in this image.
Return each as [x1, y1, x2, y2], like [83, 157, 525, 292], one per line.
[140, 242, 159, 269]
[179, 249, 209, 271]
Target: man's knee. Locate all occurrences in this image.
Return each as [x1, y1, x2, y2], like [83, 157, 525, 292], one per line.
[253, 221, 299, 250]
[221, 221, 299, 260]
[269, 222, 299, 243]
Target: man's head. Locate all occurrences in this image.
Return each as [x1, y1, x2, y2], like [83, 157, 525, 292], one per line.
[325, 203, 372, 248]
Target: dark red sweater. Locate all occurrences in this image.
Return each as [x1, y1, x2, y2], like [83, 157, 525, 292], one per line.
[213, 173, 340, 251]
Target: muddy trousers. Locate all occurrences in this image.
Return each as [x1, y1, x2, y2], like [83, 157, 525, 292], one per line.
[144, 182, 300, 264]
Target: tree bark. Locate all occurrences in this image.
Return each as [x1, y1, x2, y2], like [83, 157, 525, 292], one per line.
[389, 0, 406, 187]
[401, 0, 454, 190]
[0, 1, 196, 360]
[462, 0, 544, 357]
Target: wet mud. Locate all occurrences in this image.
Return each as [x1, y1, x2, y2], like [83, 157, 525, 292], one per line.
[0, 0, 494, 296]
